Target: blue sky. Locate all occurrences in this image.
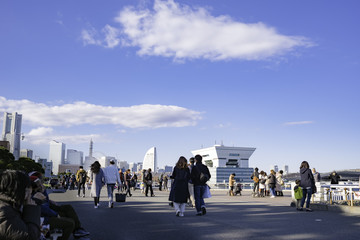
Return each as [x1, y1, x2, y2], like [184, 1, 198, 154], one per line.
[1, 0, 359, 173]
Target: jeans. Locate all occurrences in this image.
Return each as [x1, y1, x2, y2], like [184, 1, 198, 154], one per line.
[270, 187, 276, 197]
[145, 184, 154, 196]
[78, 182, 85, 196]
[107, 184, 115, 203]
[194, 185, 206, 213]
[301, 187, 312, 209]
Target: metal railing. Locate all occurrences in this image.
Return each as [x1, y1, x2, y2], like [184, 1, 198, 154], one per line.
[291, 181, 360, 207]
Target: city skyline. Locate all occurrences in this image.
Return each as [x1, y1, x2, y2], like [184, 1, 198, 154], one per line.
[1, 0, 359, 172]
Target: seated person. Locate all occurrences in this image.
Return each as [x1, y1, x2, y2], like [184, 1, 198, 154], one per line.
[29, 172, 90, 240]
[0, 170, 41, 240]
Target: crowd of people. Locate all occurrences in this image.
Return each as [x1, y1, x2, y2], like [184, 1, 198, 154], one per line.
[244, 167, 285, 198]
[1, 156, 344, 239]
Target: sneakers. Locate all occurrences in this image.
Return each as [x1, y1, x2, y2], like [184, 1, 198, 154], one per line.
[73, 228, 90, 238]
[77, 195, 80, 198]
[179, 212, 184, 217]
[82, 195, 85, 198]
[201, 207, 206, 215]
[94, 205, 98, 209]
[296, 208, 303, 211]
[196, 212, 202, 216]
[108, 202, 114, 208]
[305, 208, 313, 212]
[270, 196, 275, 198]
[176, 211, 180, 217]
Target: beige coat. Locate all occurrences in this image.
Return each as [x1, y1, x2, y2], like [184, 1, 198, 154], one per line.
[229, 175, 235, 187]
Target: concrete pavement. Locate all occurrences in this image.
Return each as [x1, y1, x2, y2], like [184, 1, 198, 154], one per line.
[49, 188, 360, 240]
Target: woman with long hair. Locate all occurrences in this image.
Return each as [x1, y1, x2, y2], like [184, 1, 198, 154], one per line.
[169, 156, 190, 217]
[90, 161, 105, 208]
[299, 161, 315, 211]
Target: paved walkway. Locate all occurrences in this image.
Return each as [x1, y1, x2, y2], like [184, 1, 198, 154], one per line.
[49, 188, 360, 240]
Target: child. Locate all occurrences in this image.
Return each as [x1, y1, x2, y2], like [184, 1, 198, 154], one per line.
[294, 179, 303, 211]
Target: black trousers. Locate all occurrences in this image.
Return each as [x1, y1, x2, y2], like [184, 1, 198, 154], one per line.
[49, 204, 81, 240]
[78, 182, 85, 196]
[145, 184, 153, 196]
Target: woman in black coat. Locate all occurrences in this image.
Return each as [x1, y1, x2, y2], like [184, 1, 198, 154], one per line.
[0, 170, 41, 240]
[300, 161, 315, 212]
[169, 156, 190, 217]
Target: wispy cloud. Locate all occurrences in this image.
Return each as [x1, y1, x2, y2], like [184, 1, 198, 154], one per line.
[81, 0, 313, 61]
[25, 128, 101, 145]
[284, 121, 314, 126]
[0, 96, 201, 129]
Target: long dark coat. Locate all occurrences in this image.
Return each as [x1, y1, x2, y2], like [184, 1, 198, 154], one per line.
[168, 167, 190, 203]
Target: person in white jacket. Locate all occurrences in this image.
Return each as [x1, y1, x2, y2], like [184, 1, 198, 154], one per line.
[103, 160, 121, 208]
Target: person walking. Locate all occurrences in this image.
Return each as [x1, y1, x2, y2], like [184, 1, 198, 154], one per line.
[76, 166, 87, 198]
[190, 155, 211, 216]
[131, 173, 138, 191]
[118, 169, 125, 192]
[159, 173, 164, 191]
[251, 167, 260, 197]
[312, 168, 321, 183]
[145, 168, 155, 197]
[124, 169, 132, 197]
[0, 170, 41, 240]
[268, 170, 277, 198]
[163, 175, 169, 191]
[329, 171, 340, 184]
[169, 156, 190, 217]
[276, 170, 284, 196]
[300, 161, 315, 212]
[228, 173, 236, 196]
[103, 160, 121, 208]
[90, 161, 105, 208]
[187, 157, 196, 206]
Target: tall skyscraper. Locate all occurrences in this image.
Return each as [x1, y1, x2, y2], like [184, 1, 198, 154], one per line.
[66, 149, 83, 165]
[49, 140, 65, 175]
[2, 112, 22, 160]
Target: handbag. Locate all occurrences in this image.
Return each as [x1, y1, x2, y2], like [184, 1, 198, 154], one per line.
[203, 185, 212, 198]
[312, 185, 317, 194]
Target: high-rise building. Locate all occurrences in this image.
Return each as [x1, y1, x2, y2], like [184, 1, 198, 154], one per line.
[164, 165, 173, 173]
[20, 149, 33, 159]
[66, 149, 83, 165]
[49, 140, 65, 175]
[83, 139, 96, 171]
[129, 162, 138, 173]
[191, 144, 256, 184]
[283, 165, 289, 175]
[2, 112, 22, 160]
[270, 165, 279, 172]
[143, 147, 157, 172]
[118, 160, 128, 171]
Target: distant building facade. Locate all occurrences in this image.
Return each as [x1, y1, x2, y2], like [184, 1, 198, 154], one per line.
[129, 162, 138, 173]
[0, 141, 10, 150]
[143, 147, 157, 172]
[191, 145, 256, 185]
[118, 160, 128, 171]
[2, 112, 22, 160]
[20, 149, 33, 159]
[58, 164, 81, 174]
[66, 149, 83, 165]
[164, 165, 173, 173]
[49, 140, 66, 175]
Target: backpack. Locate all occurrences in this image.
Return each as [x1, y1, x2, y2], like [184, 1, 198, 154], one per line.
[79, 171, 87, 183]
[253, 175, 259, 183]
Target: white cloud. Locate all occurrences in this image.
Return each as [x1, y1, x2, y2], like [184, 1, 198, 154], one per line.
[28, 127, 53, 136]
[81, 26, 102, 46]
[25, 132, 101, 145]
[0, 96, 201, 129]
[82, 0, 313, 61]
[284, 121, 314, 126]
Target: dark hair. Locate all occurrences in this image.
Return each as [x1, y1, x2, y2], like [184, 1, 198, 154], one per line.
[255, 167, 259, 171]
[0, 170, 30, 208]
[79, 166, 84, 169]
[295, 179, 301, 185]
[176, 156, 188, 169]
[91, 161, 101, 174]
[189, 157, 195, 164]
[260, 171, 264, 175]
[300, 161, 309, 169]
[194, 155, 202, 162]
[279, 170, 283, 174]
